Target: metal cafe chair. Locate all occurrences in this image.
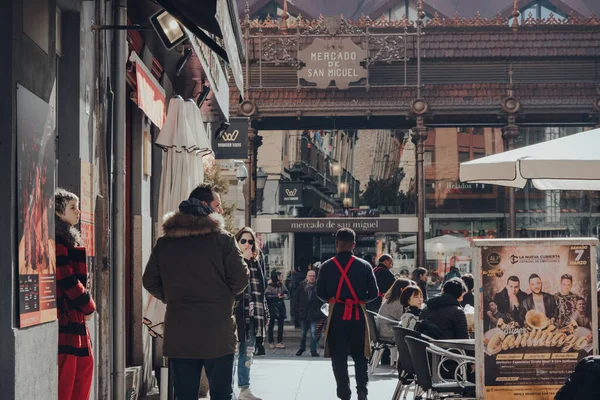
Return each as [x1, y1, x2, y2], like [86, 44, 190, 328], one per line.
[391, 326, 427, 400]
[366, 311, 396, 374]
[404, 336, 475, 399]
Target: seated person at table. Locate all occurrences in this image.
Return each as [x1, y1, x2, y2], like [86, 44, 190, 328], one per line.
[399, 286, 423, 330]
[376, 278, 414, 342]
[555, 356, 600, 400]
[419, 278, 469, 340]
[460, 274, 475, 308]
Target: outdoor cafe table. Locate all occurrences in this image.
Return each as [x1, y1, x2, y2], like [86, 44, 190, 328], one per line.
[430, 338, 475, 352]
[428, 339, 475, 384]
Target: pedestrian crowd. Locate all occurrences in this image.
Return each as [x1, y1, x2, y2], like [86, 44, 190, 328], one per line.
[55, 183, 600, 400]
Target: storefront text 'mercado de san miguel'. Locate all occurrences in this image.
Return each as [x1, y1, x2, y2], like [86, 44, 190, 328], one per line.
[271, 218, 400, 233]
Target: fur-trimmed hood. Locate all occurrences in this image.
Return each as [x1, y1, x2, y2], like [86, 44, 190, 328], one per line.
[55, 215, 82, 247]
[162, 211, 225, 238]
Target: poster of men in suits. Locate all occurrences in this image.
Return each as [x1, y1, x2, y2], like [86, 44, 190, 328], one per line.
[475, 240, 598, 400]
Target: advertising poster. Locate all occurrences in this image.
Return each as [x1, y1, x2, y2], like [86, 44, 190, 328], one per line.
[16, 84, 57, 327]
[476, 240, 598, 400]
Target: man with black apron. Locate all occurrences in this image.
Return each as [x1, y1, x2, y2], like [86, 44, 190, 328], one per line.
[317, 228, 379, 400]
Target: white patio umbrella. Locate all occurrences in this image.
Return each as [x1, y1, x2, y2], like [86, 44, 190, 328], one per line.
[459, 129, 600, 190]
[146, 96, 211, 335]
[400, 234, 471, 259]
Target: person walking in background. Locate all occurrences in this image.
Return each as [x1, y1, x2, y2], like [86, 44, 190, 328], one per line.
[266, 269, 289, 349]
[143, 184, 249, 400]
[411, 267, 429, 301]
[295, 270, 323, 357]
[55, 188, 96, 400]
[399, 286, 424, 331]
[234, 227, 267, 400]
[369, 254, 396, 312]
[460, 274, 475, 308]
[376, 278, 414, 342]
[317, 228, 379, 400]
[443, 264, 461, 282]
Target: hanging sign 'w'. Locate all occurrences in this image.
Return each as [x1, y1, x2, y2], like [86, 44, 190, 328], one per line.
[297, 38, 367, 90]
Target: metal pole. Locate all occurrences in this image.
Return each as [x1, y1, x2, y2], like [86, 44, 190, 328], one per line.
[509, 188, 516, 238]
[246, 124, 256, 227]
[415, 128, 426, 268]
[112, 0, 126, 398]
[502, 119, 519, 238]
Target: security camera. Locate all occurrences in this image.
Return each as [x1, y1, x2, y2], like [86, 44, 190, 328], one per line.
[235, 164, 248, 182]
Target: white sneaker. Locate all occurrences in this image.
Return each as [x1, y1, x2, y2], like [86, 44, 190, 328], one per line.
[239, 387, 263, 400]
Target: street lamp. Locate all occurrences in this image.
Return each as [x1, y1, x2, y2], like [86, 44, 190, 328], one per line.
[256, 167, 267, 190]
[255, 167, 267, 214]
[149, 9, 187, 50]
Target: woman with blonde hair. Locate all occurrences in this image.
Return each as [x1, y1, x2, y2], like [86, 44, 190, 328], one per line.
[376, 278, 415, 342]
[233, 227, 268, 400]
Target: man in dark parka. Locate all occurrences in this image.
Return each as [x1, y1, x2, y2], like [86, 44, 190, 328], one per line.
[143, 184, 249, 400]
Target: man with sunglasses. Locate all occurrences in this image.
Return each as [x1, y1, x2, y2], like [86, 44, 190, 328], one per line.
[143, 184, 249, 400]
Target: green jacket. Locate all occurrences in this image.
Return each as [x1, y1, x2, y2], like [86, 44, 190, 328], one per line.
[143, 211, 249, 359]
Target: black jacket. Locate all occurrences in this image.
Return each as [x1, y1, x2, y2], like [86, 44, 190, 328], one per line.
[420, 293, 469, 340]
[519, 292, 557, 324]
[460, 291, 474, 308]
[555, 356, 600, 400]
[295, 281, 323, 321]
[369, 264, 396, 311]
[416, 279, 428, 301]
[494, 288, 527, 320]
[317, 252, 379, 317]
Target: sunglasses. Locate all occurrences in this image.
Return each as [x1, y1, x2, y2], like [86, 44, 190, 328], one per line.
[142, 317, 164, 338]
[240, 239, 255, 245]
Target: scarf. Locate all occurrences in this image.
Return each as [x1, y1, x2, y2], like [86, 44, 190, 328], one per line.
[245, 258, 268, 338]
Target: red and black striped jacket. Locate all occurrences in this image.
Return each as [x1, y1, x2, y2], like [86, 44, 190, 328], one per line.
[56, 235, 96, 357]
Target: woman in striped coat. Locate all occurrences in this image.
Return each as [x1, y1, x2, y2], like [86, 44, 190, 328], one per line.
[55, 188, 96, 400]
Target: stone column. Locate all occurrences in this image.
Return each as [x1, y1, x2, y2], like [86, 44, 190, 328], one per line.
[502, 117, 519, 238]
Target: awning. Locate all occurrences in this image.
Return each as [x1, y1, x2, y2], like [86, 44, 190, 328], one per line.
[156, 0, 244, 95]
[129, 52, 166, 129]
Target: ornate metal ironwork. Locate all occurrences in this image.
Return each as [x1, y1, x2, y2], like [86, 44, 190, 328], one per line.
[248, 15, 421, 89]
[368, 35, 407, 65]
[261, 37, 298, 66]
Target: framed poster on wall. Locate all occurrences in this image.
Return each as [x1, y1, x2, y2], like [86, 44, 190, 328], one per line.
[472, 238, 598, 400]
[16, 84, 57, 327]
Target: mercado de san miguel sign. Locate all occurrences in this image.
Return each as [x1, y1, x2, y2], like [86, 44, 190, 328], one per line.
[298, 38, 367, 89]
[272, 218, 399, 233]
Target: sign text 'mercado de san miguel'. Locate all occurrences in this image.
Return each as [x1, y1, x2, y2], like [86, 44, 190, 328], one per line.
[271, 218, 399, 233]
[298, 38, 367, 89]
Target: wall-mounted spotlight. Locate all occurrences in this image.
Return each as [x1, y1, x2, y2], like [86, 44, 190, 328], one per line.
[196, 84, 211, 108]
[175, 47, 193, 76]
[215, 121, 231, 140]
[149, 9, 187, 50]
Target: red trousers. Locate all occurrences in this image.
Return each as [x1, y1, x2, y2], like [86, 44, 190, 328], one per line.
[58, 353, 94, 400]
